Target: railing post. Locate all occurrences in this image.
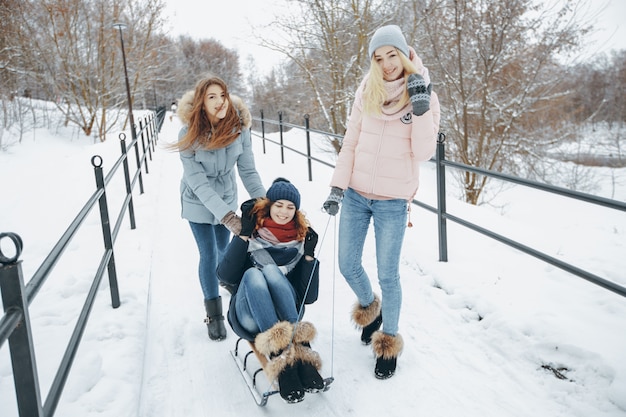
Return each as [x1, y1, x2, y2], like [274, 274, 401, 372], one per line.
[139, 119, 150, 172]
[0, 232, 44, 417]
[436, 132, 448, 262]
[260, 110, 266, 154]
[148, 113, 157, 152]
[133, 126, 145, 194]
[143, 118, 153, 162]
[278, 111, 285, 164]
[118, 133, 137, 229]
[304, 114, 313, 181]
[91, 156, 121, 308]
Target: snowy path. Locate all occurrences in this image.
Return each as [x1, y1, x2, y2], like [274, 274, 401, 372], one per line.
[135, 119, 344, 416]
[131, 116, 626, 417]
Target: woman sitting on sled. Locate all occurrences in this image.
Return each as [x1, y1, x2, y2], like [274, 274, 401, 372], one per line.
[217, 177, 324, 404]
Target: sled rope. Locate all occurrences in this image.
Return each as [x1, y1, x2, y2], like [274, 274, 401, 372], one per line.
[328, 215, 337, 377]
[292, 214, 336, 378]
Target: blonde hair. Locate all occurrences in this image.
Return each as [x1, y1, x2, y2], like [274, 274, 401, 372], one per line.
[362, 50, 419, 116]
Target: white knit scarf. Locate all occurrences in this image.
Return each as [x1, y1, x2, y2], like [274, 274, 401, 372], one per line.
[381, 77, 409, 117]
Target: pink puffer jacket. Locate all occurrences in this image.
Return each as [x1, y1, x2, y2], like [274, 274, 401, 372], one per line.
[330, 50, 440, 201]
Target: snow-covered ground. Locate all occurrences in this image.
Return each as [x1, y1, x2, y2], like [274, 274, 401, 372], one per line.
[1, 111, 625, 416]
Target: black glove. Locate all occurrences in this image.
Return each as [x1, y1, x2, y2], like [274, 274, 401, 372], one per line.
[303, 227, 318, 258]
[323, 187, 344, 216]
[240, 198, 257, 237]
[407, 73, 431, 116]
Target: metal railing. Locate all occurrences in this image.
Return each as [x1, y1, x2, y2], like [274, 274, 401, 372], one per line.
[0, 111, 159, 417]
[251, 112, 626, 299]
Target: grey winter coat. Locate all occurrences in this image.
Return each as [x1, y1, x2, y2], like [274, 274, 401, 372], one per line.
[176, 92, 265, 224]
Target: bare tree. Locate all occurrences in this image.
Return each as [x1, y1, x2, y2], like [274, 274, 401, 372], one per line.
[0, 0, 21, 100]
[14, 0, 166, 141]
[575, 50, 626, 129]
[255, 0, 396, 141]
[1, 0, 18, 148]
[118, 0, 169, 112]
[175, 36, 243, 92]
[416, 0, 594, 204]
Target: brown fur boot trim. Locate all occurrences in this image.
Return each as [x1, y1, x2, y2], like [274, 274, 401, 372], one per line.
[351, 294, 381, 327]
[352, 294, 382, 344]
[371, 331, 404, 379]
[263, 344, 298, 383]
[254, 321, 293, 357]
[293, 343, 322, 370]
[293, 343, 324, 392]
[292, 321, 317, 345]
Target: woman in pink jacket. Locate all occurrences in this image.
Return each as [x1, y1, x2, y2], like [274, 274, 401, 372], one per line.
[323, 25, 440, 379]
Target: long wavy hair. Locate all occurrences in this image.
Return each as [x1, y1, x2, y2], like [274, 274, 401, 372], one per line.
[176, 76, 241, 152]
[249, 198, 310, 241]
[362, 50, 418, 116]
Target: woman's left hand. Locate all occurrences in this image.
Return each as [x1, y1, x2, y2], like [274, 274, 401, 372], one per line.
[304, 227, 318, 258]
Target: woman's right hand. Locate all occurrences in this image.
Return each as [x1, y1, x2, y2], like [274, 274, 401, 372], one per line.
[221, 211, 242, 235]
[323, 187, 344, 216]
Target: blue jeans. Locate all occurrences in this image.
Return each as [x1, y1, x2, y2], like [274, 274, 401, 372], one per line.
[235, 264, 299, 335]
[338, 188, 407, 336]
[188, 221, 231, 301]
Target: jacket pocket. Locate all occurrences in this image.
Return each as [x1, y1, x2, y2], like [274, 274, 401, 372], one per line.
[182, 184, 200, 201]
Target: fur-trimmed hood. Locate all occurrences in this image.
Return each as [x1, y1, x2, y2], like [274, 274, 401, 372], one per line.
[176, 90, 252, 129]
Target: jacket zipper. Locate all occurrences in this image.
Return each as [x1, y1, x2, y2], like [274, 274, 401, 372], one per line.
[370, 121, 386, 193]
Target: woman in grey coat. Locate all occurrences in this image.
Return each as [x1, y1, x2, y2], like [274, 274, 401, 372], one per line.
[172, 74, 266, 341]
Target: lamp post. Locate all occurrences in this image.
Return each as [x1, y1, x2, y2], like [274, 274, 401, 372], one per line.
[112, 22, 137, 143]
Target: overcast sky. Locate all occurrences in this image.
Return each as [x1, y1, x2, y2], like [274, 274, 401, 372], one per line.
[162, 0, 285, 73]
[161, 0, 626, 74]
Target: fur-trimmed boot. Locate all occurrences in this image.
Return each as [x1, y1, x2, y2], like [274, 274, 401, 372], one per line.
[371, 331, 404, 379]
[255, 321, 305, 404]
[204, 296, 227, 341]
[351, 294, 382, 345]
[292, 321, 325, 393]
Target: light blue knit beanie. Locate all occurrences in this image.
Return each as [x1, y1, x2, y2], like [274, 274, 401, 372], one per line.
[368, 25, 410, 58]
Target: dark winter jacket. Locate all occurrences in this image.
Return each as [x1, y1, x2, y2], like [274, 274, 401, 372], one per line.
[217, 235, 320, 341]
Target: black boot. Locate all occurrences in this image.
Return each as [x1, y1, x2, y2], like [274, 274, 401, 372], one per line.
[204, 297, 227, 341]
[361, 313, 382, 345]
[293, 322, 325, 393]
[372, 331, 404, 379]
[255, 321, 305, 404]
[296, 355, 325, 393]
[275, 360, 305, 403]
[351, 294, 382, 345]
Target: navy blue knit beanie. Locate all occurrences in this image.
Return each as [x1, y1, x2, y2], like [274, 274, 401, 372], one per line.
[266, 177, 301, 210]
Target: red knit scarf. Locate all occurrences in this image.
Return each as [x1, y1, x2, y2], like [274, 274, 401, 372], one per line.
[259, 218, 298, 243]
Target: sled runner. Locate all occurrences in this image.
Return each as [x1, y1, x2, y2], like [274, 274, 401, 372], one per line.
[231, 337, 334, 406]
[231, 338, 278, 406]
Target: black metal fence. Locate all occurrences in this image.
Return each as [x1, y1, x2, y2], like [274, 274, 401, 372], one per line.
[251, 112, 626, 299]
[0, 111, 159, 417]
